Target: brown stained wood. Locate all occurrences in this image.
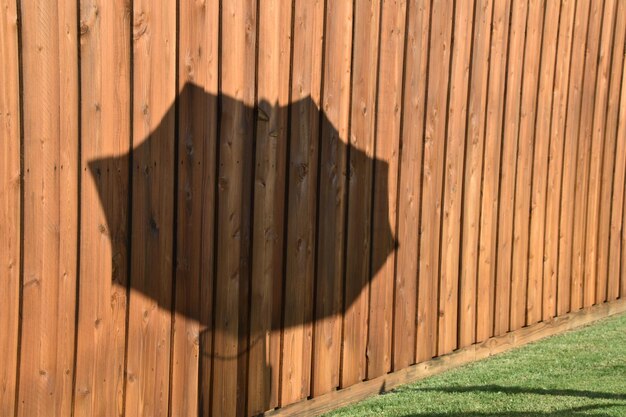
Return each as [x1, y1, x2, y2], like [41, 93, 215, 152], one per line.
[585, 2, 612, 299]
[478, 0, 511, 340]
[0, 1, 20, 415]
[170, 0, 219, 416]
[608, 6, 626, 302]
[510, 0, 544, 331]
[619, 170, 626, 298]
[281, 0, 325, 406]
[342, 0, 381, 389]
[73, 0, 130, 415]
[527, 0, 560, 326]
[7, 1, 626, 416]
[312, 0, 354, 397]
[417, 0, 454, 363]
[494, 0, 526, 336]
[266, 299, 626, 417]
[248, 1, 292, 413]
[585, 0, 617, 307]
[544, 0, 577, 321]
[559, 0, 592, 316]
[462, 0, 494, 347]
[17, 0, 79, 415]
[571, 0, 604, 311]
[124, 0, 176, 416]
[619, 62, 626, 299]
[393, 0, 430, 371]
[367, 0, 406, 380]
[620, 175, 626, 298]
[212, 0, 257, 415]
[439, 0, 475, 356]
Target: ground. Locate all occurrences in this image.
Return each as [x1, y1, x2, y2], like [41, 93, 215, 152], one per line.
[324, 312, 626, 417]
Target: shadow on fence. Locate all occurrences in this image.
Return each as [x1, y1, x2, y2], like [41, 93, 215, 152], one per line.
[87, 81, 397, 410]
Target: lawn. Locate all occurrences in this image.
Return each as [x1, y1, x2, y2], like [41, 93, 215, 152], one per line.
[323, 312, 626, 417]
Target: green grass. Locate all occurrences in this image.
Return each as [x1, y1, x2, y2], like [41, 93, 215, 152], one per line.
[324, 312, 626, 417]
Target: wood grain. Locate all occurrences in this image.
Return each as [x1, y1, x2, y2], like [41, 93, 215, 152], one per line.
[281, 0, 325, 406]
[463, 0, 494, 346]
[571, 0, 603, 311]
[618, 60, 626, 299]
[0, 0, 21, 415]
[170, 0, 219, 416]
[510, 0, 543, 331]
[417, 0, 454, 363]
[528, 0, 560, 326]
[584, 0, 617, 309]
[212, 0, 257, 415]
[74, 0, 130, 415]
[342, 0, 380, 389]
[598, 2, 626, 301]
[312, 0, 354, 397]
[438, 0, 475, 356]
[247, 0, 292, 413]
[544, 0, 577, 320]
[600, 1, 626, 303]
[124, 0, 176, 415]
[558, 0, 592, 316]
[18, 0, 79, 415]
[367, 0, 406, 380]
[393, 0, 430, 371]
[478, 0, 511, 339]
[494, 0, 526, 336]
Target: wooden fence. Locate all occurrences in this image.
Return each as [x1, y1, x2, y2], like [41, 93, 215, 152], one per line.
[2, 0, 626, 416]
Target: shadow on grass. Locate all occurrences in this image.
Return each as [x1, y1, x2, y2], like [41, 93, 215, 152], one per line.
[387, 385, 626, 417]
[400, 403, 625, 417]
[405, 385, 626, 401]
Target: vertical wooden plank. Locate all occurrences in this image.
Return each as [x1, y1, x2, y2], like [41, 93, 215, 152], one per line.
[312, 0, 353, 397]
[124, 0, 176, 414]
[170, 0, 219, 415]
[281, 0, 325, 406]
[462, 0, 493, 346]
[393, 0, 430, 371]
[18, 0, 79, 415]
[619, 120, 626, 298]
[527, 0, 560, 326]
[247, 0, 291, 413]
[212, 0, 257, 415]
[342, 0, 380, 389]
[607, 3, 626, 302]
[543, 0, 577, 321]
[510, 0, 543, 331]
[439, 0, 474, 356]
[416, 0, 453, 363]
[494, 0, 526, 336]
[585, 0, 617, 307]
[478, 0, 511, 339]
[571, 0, 604, 310]
[73, 0, 130, 415]
[0, 0, 20, 415]
[368, 0, 406, 379]
[618, 60, 626, 299]
[559, 0, 591, 316]
[619, 192, 626, 298]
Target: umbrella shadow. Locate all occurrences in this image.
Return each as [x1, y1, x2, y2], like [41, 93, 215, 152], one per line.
[87, 81, 398, 411]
